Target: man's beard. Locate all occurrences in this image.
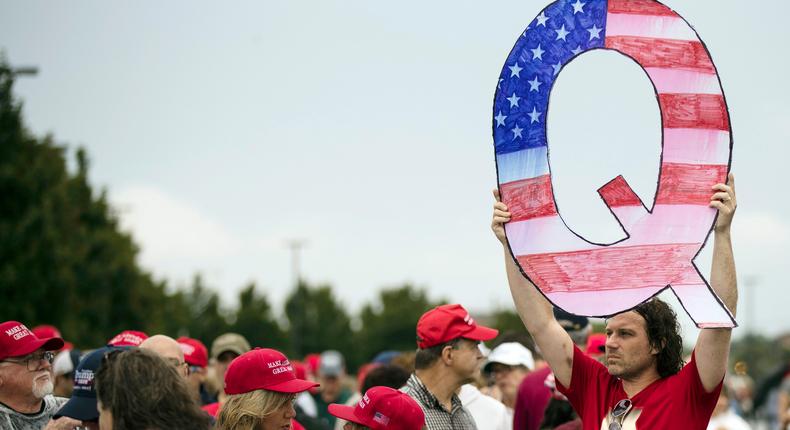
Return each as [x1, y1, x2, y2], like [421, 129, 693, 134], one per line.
[31, 372, 54, 399]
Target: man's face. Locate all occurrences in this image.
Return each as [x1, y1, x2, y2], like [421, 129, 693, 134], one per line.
[489, 363, 529, 398]
[186, 366, 206, 393]
[53, 374, 75, 398]
[604, 312, 657, 379]
[0, 349, 55, 400]
[215, 351, 238, 384]
[319, 374, 342, 399]
[449, 339, 484, 383]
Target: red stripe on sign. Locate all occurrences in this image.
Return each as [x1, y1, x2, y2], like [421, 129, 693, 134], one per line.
[598, 175, 643, 207]
[608, 0, 677, 16]
[655, 163, 728, 205]
[659, 94, 729, 130]
[500, 175, 557, 222]
[605, 36, 714, 73]
[518, 243, 698, 293]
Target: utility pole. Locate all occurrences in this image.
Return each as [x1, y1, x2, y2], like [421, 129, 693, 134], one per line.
[285, 239, 307, 355]
[285, 239, 307, 287]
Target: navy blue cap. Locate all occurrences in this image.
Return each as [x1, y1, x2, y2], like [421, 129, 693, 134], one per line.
[54, 346, 126, 421]
[553, 307, 590, 332]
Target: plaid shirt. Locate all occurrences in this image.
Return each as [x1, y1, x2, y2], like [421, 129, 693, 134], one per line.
[402, 374, 478, 430]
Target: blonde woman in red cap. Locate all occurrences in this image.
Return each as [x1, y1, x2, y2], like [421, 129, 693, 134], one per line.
[216, 348, 318, 430]
[329, 386, 425, 430]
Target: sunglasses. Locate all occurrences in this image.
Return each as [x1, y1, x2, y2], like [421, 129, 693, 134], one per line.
[608, 398, 633, 430]
[2, 351, 56, 371]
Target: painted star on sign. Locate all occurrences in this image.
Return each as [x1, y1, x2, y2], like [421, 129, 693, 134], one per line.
[511, 124, 523, 139]
[507, 93, 521, 108]
[536, 11, 548, 26]
[571, 45, 583, 55]
[572, 0, 586, 14]
[552, 61, 563, 76]
[528, 76, 542, 92]
[509, 63, 523, 78]
[531, 44, 545, 60]
[555, 25, 570, 41]
[528, 107, 542, 123]
[588, 24, 602, 40]
[495, 111, 507, 127]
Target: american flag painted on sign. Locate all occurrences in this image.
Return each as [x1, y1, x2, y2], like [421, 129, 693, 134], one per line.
[493, 0, 735, 328]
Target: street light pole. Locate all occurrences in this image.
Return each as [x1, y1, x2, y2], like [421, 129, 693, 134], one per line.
[11, 66, 39, 77]
[285, 239, 307, 288]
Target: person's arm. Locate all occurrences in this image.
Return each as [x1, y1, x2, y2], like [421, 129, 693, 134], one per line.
[694, 173, 738, 392]
[492, 189, 575, 387]
[43, 417, 84, 430]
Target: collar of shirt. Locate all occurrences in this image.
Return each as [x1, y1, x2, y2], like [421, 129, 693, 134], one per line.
[406, 373, 464, 414]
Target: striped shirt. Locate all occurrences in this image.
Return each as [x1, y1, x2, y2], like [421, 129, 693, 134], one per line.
[402, 374, 478, 430]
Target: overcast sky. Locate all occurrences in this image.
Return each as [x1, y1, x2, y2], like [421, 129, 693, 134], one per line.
[2, 0, 788, 343]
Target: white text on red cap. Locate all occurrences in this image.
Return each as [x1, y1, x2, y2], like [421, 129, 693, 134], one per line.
[268, 359, 293, 375]
[5, 324, 33, 341]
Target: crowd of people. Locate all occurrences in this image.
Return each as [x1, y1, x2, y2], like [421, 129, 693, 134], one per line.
[2, 175, 784, 430]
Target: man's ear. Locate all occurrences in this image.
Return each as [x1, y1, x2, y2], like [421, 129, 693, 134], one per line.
[440, 345, 454, 365]
[650, 339, 666, 356]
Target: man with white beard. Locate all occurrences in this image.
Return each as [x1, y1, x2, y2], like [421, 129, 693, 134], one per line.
[0, 320, 67, 429]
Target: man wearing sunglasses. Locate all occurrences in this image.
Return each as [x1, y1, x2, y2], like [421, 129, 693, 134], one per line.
[0, 320, 66, 429]
[492, 175, 739, 429]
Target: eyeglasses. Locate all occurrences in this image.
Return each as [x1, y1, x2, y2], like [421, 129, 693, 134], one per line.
[165, 357, 187, 368]
[608, 399, 633, 430]
[2, 351, 55, 371]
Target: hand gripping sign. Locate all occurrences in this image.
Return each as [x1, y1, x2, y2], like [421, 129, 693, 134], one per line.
[493, 0, 735, 328]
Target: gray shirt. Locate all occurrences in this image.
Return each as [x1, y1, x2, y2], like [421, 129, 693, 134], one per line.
[0, 396, 67, 430]
[402, 374, 478, 430]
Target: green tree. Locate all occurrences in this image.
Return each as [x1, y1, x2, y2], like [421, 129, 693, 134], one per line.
[231, 283, 286, 352]
[355, 284, 440, 364]
[0, 61, 185, 347]
[180, 275, 231, 346]
[284, 281, 353, 364]
[729, 333, 790, 384]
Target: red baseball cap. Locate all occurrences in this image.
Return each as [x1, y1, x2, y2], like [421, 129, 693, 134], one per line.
[304, 353, 320, 378]
[585, 333, 606, 357]
[416, 304, 498, 348]
[0, 321, 64, 360]
[107, 330, 148, 347]
[329, 386, 425, 430]
[291, 360, 307, 380]
[177, 337, 209, 368]
[224, 348, 319, 395]
[32, 324, 73, 351]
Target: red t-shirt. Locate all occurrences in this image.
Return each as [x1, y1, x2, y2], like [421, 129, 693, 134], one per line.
[514, 366, 553, 430]
[557, 345, 722, 430]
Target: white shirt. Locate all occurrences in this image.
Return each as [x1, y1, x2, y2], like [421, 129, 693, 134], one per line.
[458, 384, 512, 430]
[706, 410, 751, 430]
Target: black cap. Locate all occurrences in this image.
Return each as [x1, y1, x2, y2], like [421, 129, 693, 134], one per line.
[54, 346, 126, 422]
[553, 307, 589, 332]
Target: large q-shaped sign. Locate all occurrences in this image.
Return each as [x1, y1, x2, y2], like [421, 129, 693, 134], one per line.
[493, 0, 735, 328]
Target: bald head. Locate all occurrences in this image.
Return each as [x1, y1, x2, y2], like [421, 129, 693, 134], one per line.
[139, 335, 187, 378]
